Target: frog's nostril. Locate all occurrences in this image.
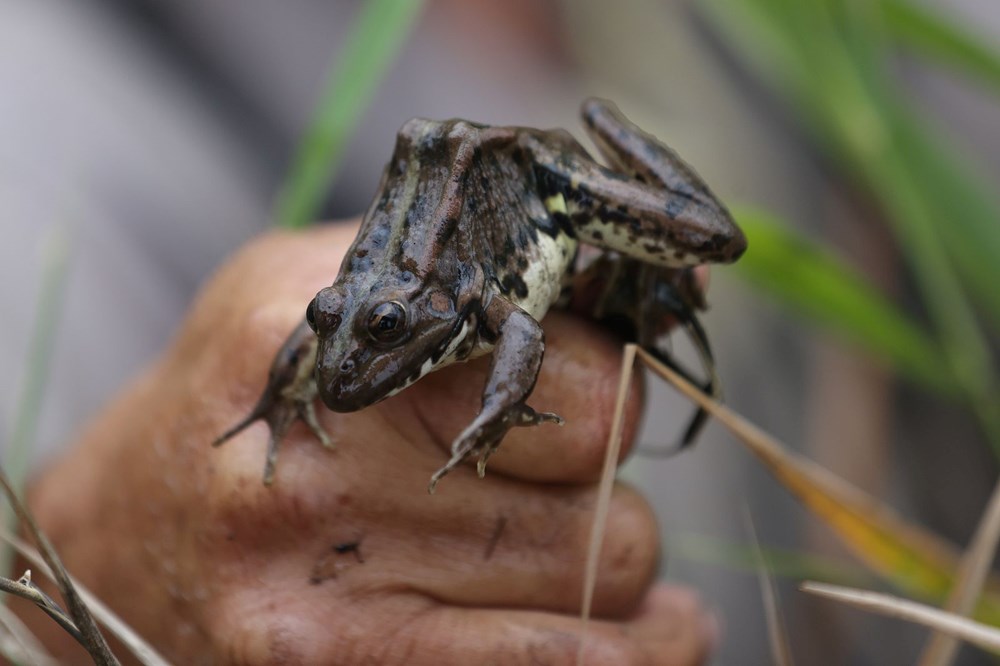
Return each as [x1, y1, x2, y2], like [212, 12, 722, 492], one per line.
[340, 359, 355, 373]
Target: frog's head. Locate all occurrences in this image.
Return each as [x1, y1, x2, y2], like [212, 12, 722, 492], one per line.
[305, 271, 473, 412]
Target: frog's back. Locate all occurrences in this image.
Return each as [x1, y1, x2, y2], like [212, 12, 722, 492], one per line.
[447, 129, 577, 322]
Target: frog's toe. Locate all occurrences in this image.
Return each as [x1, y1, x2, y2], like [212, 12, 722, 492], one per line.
[530, 410, 564, 426]
[299, 401, 334, 449]
[516, 405, 564, 427]
[476, 445, 501, 478]
[428, 450, 469, 494]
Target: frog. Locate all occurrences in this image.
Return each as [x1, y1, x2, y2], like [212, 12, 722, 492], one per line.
[214, 98, 746, 493]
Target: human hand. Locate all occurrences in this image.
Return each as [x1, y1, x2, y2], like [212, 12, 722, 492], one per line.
[22, 223, 716, 664]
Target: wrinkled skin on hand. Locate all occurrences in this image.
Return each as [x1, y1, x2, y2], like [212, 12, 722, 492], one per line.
[18, 223, 717, 664]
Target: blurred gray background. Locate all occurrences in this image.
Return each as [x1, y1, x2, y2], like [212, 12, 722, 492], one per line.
[2, 0, 998, 663]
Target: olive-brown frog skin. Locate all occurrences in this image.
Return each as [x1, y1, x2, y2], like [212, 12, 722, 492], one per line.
[214, 98, 746, 491]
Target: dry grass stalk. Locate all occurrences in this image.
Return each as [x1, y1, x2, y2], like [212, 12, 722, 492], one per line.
[0, 598, 59, 666]
[0, 529, 172, 666]
[744, 506, 795, 666]
[918, 477, 1000, 666]
[576, 344, 637, 666]
[803, 581, 1000, 655]
[0, 464, 120, 665]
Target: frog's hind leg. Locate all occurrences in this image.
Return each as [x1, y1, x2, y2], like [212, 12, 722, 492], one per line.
[580, 98, 717, 204]
[577, 257, 719, 451]
[639, 268, 720, 450]
[525, 100, 746, 268]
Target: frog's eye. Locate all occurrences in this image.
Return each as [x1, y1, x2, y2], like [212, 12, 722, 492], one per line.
[367, 301, 407, 343]
[307, 290, 343, 334]
[305, 299, 318, 332]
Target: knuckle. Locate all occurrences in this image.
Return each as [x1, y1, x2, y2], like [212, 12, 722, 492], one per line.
[596, 485, 660, 612]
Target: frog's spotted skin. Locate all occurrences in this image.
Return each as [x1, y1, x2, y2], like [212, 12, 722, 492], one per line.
[215, 99, 746, 490]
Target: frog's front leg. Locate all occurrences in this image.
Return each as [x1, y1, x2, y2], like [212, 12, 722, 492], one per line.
[427, 296, 563, 494]
[213, 320, 333, 485]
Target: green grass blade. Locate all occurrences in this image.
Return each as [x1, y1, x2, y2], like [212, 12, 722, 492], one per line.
[674, 532, 875, 587]
[733, 208, 956, 395]
[883, 101, 1000, 331]
[648, 353, 1000, 626]
[881, 0, 1000, 95]
[705, 0, 1000, 453]
[2, 227, 71, 577]
[274, 0, 424, 229]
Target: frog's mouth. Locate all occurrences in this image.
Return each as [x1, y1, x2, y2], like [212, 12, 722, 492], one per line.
[315, 313, 469, 413]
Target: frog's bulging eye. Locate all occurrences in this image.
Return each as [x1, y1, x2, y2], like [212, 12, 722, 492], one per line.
[308, 288, 343, 334]
[305, 299, 318, 332]
[367, 301, 407, 343]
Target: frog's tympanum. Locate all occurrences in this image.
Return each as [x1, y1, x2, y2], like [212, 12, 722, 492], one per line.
[215, 99, 746, 492]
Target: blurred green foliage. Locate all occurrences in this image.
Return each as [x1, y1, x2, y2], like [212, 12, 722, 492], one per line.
[702, 0, 1000, 454]
[275, 0, 424, 229]
[2, 228, 70, 579]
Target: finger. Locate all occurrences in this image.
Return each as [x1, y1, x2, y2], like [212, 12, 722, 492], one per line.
[216, 589, 715, 666]
[197, 222, 646, 485]
[209, 422, 659, 620]
[373, 480, 660, 619]
[405, 309, 645, 484]
[627, 583, 719, 662]
[402, 603, 713, 666]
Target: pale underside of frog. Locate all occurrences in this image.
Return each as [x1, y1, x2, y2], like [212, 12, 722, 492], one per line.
[214, 98, 747, 493]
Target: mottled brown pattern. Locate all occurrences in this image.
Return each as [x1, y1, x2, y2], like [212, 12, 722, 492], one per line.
[218, 98, 746, 488]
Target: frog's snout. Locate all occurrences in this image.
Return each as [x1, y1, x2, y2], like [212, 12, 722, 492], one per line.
[317, 370, 367, 413]
[315, 341, 376, 413]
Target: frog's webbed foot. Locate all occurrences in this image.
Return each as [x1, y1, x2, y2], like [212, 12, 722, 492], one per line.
[427, 298, 559, 493]
[212, 320, 332, 485]
[428, 404, 563, 494]
[642, 266, 720, 451]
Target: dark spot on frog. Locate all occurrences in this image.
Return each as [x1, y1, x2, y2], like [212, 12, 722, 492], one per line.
[696, 233, 731, 253]
[531, 163, 562, 199]
[417, 127, 440, 153]
[369, 225, 389, 249]
[533, 213, 561, 238]
[497, 237, 517, 265]
[516, 256, 529, 271]
[644, 243, 663, 255]
[355, 248, 368, 258]
[515, 224, 539, 250]
[552, 211, 575, 238]
[591, 230, 604, 241]
[378, 189, 392, 209]
[665, 196, 688, 218]
[501, 273, 529, 299]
